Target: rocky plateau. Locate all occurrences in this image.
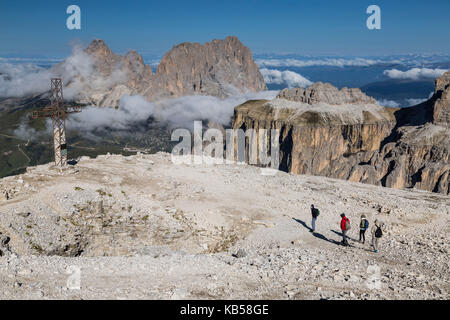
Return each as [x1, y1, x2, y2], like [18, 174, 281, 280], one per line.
[0, 153, 448, 299]
[233, 72, 450, 195]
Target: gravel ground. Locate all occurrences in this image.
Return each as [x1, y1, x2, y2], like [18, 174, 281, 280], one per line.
[0, 152, 448, 299]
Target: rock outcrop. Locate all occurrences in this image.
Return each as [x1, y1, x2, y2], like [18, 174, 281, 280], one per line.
[54, 36, 266, 106]
[150, 36, 266, 100]
[232, 81, 449, 194]
[53, 39, 155, 106]
[431, 71, 450, 127]
[277, 82, 376, 105]
[84, 39, 154, 82]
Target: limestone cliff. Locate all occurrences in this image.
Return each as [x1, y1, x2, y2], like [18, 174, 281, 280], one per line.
[149, 36, 266, 100]
[232, 81, 449, 194]
[431, 71, 450, 127]
[54, 37, 266, 106]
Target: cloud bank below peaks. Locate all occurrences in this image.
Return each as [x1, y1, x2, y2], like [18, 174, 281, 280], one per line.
[260, 68, 313, 88]
[383, 68, 448, 81]
[0, 44, 127, 100]
[256, 57, 385, 68]
[0, 63, 53, 98]
[67, 89, 279, 135]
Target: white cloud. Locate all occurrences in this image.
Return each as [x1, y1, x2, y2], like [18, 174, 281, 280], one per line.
[405, 98, 427, 106]
[260, 68, 313, 88]
[376, 93, 434, 108]
[13, 120, 52, 141]
[0, 44, 127, 99]
[383, 68, 448, 80]
[376, 99, 400, 108]
[67, 95, 154, 132]
[66, 89, 279, 136]
[0, 57, 63, 64]
[0, 63, 53, 97]
[256, 58, 383, 68]
[52, 45, 128, 101]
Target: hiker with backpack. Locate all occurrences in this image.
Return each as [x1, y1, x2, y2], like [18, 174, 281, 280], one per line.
[359, 214, 369, 243]
[310, 204, 320, 232]
[340, 213, 351, 246]
[371, 220, 385, 253]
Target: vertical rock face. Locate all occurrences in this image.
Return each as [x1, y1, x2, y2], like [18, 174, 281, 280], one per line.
[151, 36, 266, 99]
[432, 71, 450, 127]
[54, 37, 266, 106]
[232, 82, 450, 195]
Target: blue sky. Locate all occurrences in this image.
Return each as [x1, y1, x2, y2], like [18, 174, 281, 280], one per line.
[1, 0, 449, 56]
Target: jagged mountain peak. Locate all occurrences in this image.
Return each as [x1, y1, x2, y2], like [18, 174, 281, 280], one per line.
[152, 36, 266, 99]
[85, 39, 114, 56]
[54, 36, 266, 106]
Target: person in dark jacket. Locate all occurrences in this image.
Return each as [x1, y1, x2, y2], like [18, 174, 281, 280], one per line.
[310, 204, 319, 232]
[340, 213, 350, 245]
[371, 220, 385, 253]
[359, 214, 369, 243]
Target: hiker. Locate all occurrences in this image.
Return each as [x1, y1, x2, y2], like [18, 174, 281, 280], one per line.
[359, 214, 369, 243]
[340, 213, 351, 245]
[371, 220, 385, 253]
[310, 204, 320, 232]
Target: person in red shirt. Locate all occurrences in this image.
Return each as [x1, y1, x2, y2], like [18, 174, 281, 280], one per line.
[340, 213, 350, 246]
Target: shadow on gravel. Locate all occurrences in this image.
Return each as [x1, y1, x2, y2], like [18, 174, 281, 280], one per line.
[292, 218, 313, 231]
[292, 218, 341, 246]
[331, 229, 357, 242]
[311, 232, 341, 246]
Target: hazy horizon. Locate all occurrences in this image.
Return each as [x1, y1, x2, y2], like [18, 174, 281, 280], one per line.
[1, 0, 450, 56]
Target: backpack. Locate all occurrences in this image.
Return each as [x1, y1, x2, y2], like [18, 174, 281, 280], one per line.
[360, 219, 369, 229]
[375, 226, 383, 238]
[315, 208, 320, 217]
[345, 218, 351, 230]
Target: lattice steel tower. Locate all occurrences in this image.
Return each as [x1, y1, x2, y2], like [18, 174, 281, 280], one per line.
[31, 78, 81, 167]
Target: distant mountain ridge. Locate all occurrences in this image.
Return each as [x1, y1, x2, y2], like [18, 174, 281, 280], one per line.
[52, 36, 266, 107]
